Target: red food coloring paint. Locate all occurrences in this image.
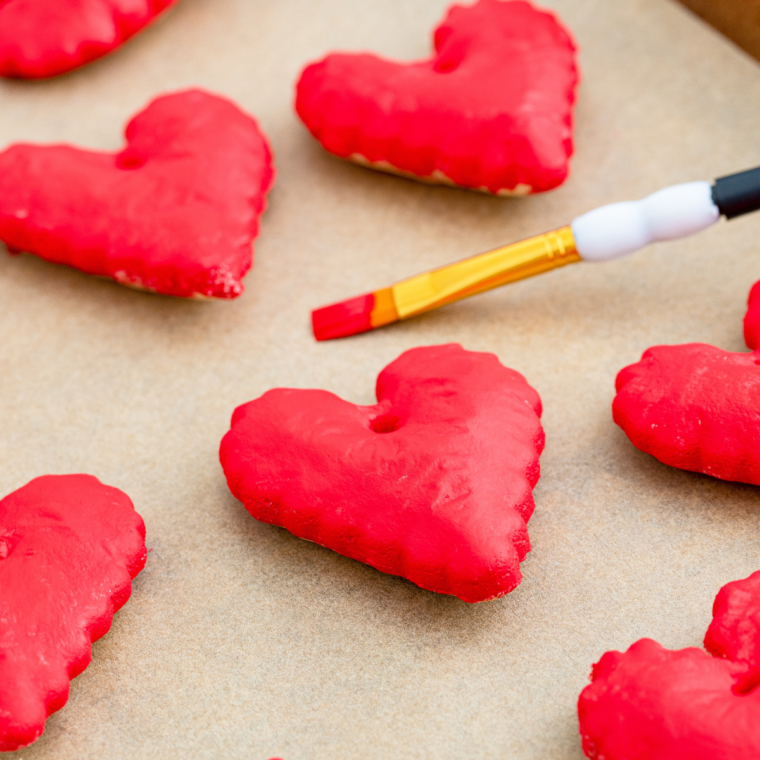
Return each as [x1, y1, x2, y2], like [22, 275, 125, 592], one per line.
[579, 571, 760, 759]
[0, 89, 275, 299]
[613, 278, 760, 486]
[296, 0, 579, 195]
[744, 279, 760, 350]
[0, 0, 180, 79]
[312, 292, 375, 341]
[220, 344, 545, 603]
[0, 475, 147, 752]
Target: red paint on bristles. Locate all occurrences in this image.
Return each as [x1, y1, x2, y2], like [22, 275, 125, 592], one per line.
[312, 292, 375, 341]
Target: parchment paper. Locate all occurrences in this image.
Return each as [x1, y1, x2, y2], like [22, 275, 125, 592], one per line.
[1, 1, 760, 757]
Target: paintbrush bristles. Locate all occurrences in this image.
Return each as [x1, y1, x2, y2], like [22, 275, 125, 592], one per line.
[312, 292, 375, 341]
[312, 288, 400, 341]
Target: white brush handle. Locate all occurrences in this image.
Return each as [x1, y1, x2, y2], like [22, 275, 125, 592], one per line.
[571, 181, 720, 262]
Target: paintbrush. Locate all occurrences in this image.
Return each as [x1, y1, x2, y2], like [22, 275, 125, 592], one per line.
[312, 166, 760, 341]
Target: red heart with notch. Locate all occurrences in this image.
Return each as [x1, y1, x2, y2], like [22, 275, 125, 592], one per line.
[0, 0, 179, 79]
[220, 344, 545, 603]
[578, 570, 760, 759]
[0, 475, 147, 752]
[613, 279, 760, 485]
[296, 0, 579, 195]
[0, 89, 275, 299]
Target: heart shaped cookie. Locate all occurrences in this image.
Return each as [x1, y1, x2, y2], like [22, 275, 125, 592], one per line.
[578, 571, 760, 759]
[613, 280, 760, 485]
[0, 0, 179, 79]
[0, 89, 275, 299]
[0, 475, 147, 752]
[220, 344, 545, 603]
[295, 0, 579, 195]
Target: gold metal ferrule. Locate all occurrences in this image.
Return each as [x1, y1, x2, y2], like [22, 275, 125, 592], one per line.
[391, 226, 580, 319]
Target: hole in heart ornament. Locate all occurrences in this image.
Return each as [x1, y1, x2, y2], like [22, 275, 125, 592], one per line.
[613, 279, 760, 486]
[219, 344, 545, 603]
[0, 0, 180, 79]
[0, 89, 275, 299]
[0, 475, 147, 752]
[369, 413, 402, 434]
[578, 570, 760, 759]
[295, 0, 579, 195]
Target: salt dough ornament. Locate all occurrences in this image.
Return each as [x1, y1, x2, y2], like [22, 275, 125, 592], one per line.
[295, 0, 579, 196]
[0, 89, 275, 299]
[578, 571, 760, 759]
[743, 278, 760, 350]
[0, 0, 179, 79]
[613, 280, 760, 485]
[220, 343, 545, 603]
[0, 474, 147, 752]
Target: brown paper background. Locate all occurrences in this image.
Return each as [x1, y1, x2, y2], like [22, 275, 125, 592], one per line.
[677, 0, 760, 62]
[2, 0, 760, 757]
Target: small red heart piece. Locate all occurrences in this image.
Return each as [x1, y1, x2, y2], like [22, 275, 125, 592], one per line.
[0, 474, 147, 752]
[578, 571, 760, 759]
[0, 89, 275, 299]
[220, 344, 545, 603]
[0, 0, 179, 79]
[295, 0, 579, 195]
[743, 279, 760, 350]
[612, 280, 760, 485]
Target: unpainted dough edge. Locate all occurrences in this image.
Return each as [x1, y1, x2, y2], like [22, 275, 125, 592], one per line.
[348, 153, 533, 197]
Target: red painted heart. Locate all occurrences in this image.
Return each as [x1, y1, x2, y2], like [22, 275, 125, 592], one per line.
[612, 280, 760, 485]
[295, 0, 579, 195]
[0, 475, 146, 752]
[220, 344, 545, 603]
[0, 0, 178, 79]
[578, 570, 760, 759]
[743, 278, 760, 350]
[0, 89, 275, 299]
